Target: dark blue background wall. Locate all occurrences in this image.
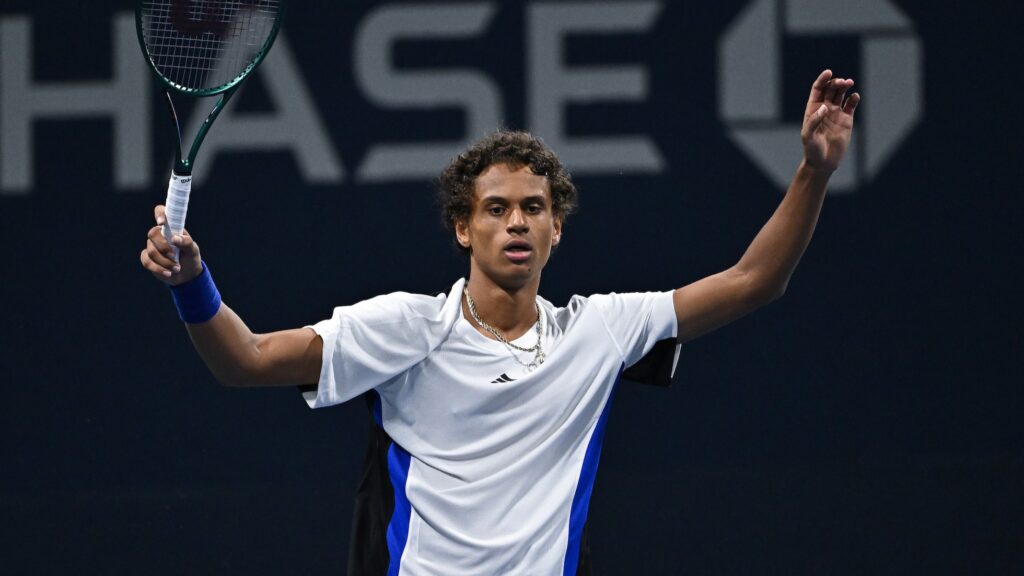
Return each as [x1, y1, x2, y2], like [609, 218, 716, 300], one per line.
[1, 1, 1021, 573]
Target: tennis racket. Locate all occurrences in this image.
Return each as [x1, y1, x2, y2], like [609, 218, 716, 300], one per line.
[136, 0, 285, 260]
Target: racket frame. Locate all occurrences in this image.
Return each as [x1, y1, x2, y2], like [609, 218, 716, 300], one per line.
[135, 1, 285, 175]
[135, 1, 285, 260]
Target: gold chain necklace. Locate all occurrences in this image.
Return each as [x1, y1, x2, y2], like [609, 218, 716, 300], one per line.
[464, 286, 546, 370]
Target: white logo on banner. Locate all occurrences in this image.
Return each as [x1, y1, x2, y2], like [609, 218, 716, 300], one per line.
[719, 0, 923, 193]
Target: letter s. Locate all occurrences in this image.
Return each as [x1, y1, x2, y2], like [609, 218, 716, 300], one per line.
[354, 2, 502, 182]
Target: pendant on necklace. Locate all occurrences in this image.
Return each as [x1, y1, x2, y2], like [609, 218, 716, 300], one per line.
[526, 351, 546, 372]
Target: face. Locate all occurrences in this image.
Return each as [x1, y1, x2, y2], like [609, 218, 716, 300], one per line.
[455, 163, 563, 290]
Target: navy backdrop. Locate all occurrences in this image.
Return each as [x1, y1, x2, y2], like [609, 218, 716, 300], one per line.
[1, 1, 1021, 574]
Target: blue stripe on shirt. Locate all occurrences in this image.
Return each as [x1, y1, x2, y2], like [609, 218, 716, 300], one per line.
[386, 442, 414, 576]
[563, 364, 623, 575]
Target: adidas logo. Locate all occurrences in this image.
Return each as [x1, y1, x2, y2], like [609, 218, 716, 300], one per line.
[490, 373, 516, 384]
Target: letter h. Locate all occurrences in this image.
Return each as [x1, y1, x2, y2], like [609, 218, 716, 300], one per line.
[1, 13, 150, 195]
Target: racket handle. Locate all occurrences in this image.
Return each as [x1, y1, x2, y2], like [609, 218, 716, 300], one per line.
[162, 172, 192, 262]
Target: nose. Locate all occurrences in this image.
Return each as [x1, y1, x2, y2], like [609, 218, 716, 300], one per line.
[507, 208, 528, 233]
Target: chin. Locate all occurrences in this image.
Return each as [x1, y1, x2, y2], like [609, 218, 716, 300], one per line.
[473, 255, 546, 286]
[506, 263, 544, 284]
[479, 268, 530, 290]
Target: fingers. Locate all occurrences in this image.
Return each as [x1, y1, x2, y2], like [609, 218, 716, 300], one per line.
[143, 204, 204, 285]
[843, 92, 861, 117]
[172, 230, 199, 260]
[808, 69, 833, 104]
[145, 225, 180, 276]
[140, 245, 175, 280]
[141, 226, 201, 281]
[810, 70, 857, 114]
[803, 103, 829, 138]
[823, 77, 853, 106]
[834, 79, 853, 106]
[140, 248, 165, 277]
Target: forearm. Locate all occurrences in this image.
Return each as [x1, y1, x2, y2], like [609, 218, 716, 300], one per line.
[143, 208, 322, 387]
[734, 160, 832, 297]
[184, 304, 263, 386]
[184, 305, 322, 387]
[672, 71, 857, 341]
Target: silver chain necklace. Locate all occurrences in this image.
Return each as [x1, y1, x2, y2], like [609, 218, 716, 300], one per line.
[464, 286, 546, 371]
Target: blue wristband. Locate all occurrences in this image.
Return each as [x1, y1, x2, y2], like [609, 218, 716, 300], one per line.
[168, 261, 222, 324]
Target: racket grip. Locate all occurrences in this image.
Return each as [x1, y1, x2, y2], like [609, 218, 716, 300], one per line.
[162, 172, 192, 262]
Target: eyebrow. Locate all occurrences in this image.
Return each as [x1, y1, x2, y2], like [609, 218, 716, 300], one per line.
[479, 194, 549, 205]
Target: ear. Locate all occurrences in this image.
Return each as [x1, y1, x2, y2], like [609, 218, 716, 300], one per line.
[455, 218, 471, 249]
[552, 214, 564, 247]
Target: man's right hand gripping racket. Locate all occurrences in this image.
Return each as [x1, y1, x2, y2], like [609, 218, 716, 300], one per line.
[136, 0, 285, 260]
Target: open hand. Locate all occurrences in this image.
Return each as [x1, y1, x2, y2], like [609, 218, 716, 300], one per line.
[801, 70, 861, 173]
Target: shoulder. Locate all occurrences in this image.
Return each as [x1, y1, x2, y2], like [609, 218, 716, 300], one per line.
[323, 278, 468, 332]
[542, 293, 612, 330]
[548, 291, 667, 316]
[545, 290, 676, 335]
[359, 289, 448, 315]
[334, 290, 448, 327]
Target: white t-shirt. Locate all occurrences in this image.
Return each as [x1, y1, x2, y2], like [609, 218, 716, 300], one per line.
[305, 278, 677, 575]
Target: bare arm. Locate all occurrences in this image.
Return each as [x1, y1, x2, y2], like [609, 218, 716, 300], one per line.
[185, 306, 322, 387]
[140, 206, 322, 387]
[674, 69, 861, 343]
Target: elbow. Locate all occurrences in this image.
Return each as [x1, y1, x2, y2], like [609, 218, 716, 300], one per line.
[745, 274, 788, 308]
[215, 368, 249, 388]
[211, 362, 261, 388]
[732, 263, 789, 309]
[209, 337, 269, 387]
[764, 280, 788, 304]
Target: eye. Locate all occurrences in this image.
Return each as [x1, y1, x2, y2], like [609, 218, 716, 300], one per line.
[526, 203, 543, 214]
[488, 206, 506, 216]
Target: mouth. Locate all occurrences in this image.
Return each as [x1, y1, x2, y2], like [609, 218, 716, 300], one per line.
[503, 240, 533, 263]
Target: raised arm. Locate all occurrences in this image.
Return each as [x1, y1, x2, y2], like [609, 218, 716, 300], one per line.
[673, 69, 860, 343]
[140, 206, 322, 387]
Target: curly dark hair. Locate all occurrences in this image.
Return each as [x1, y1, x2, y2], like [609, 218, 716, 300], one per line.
[438, 130, 578, 253]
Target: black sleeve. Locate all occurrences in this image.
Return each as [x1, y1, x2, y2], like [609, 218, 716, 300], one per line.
[347, 394, 395, 576]
[621, 338, 679, 388]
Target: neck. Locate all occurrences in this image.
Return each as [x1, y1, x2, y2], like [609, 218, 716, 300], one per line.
[463, 273, 540, 340]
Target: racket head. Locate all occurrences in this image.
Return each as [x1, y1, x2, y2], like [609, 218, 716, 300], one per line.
[136, 0, 285, 97]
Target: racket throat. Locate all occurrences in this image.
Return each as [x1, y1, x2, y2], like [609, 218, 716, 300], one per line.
[162, 91, 187, 174]
[164, 90, 235, 176]
[183, 91, 234, 174]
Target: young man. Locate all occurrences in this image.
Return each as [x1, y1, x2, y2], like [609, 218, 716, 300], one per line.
[141, 71, 859, 574]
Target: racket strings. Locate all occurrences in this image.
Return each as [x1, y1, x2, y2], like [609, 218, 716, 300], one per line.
[140, 0, 281, 92]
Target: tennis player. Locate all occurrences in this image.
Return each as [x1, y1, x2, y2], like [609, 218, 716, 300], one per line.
[141, 70, 859, 575]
